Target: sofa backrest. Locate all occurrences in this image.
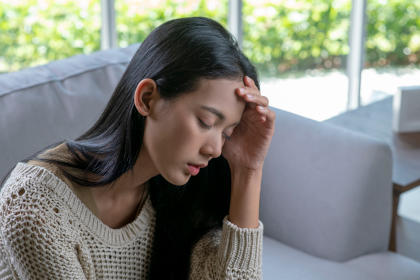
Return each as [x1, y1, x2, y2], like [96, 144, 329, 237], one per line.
[0, 44, 139, 180]
[260, 108, 393, 261]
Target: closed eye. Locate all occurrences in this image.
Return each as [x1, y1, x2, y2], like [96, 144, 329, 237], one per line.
[223, 133, 231, 140]
[198, 118, 232, 140]
[198, 118, 212, 129]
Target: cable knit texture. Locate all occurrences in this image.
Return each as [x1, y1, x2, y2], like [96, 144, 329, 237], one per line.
[0, 162, 263, 279]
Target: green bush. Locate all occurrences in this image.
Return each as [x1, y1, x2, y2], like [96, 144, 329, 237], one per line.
[243, 0, 420, 76]
[116, 0, 228, 48]
[243, 0, 352, 76]
[0, 0, 419, 76]
[0, 0, 100, 73]
[365, 0, 420, 68]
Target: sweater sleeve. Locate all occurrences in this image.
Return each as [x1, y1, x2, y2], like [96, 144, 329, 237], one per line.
[0, 182, 89, 279]
[189, 216, 263, 280]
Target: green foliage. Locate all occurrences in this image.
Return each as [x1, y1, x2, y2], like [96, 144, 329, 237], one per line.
[243, 0, 420, 76]
[0, 0, 419, 76]
[0, 0, 101, 73]
[116, 0, 228, 47]
[243, 0, 352, 76]
[365, 0, 420, 68]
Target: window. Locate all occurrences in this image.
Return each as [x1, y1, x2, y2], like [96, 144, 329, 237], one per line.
[242, 0, 351, 120]
[361, 0, 420, 105]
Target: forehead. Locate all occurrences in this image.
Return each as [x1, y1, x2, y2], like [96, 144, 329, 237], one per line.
[182, 78, 245, 111]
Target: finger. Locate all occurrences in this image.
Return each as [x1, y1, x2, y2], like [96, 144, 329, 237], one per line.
[256, 105, 267, 115]
[262, 108, 276, 128]
[236, 87, 265, 100]
[256, 105, 269, 122]
[237, 91, 269, 108]
[245, 94, 269, 107]
[237, 86, 259, 96]
[244, 76, 257, 89]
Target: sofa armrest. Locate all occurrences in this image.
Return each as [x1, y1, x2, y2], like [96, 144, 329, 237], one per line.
[260, 107, 392, 262]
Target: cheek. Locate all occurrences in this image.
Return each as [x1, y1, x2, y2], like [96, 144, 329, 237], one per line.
[168, 117, 201, 157]
[144, 113, 200, 166]
[143, 113, 205, 185]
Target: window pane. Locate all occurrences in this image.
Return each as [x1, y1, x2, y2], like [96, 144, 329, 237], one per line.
[0, 0, 101, 73]
[361, 0, 420, 105]
[243, 0, 351, 121]
[116, 0, 228, 48]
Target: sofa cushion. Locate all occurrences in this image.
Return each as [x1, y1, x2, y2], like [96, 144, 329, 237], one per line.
[263, 236, 374, 280]
[0, 45, 139, 180]
[345, 251, 420, 280]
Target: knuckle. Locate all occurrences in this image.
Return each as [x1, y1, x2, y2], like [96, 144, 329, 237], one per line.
[261, 96, 269, 105]
[270, 110, 276, 118]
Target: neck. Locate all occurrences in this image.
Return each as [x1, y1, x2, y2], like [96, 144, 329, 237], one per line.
[87, 147, 157, 228]
[94, 145, 158, 196]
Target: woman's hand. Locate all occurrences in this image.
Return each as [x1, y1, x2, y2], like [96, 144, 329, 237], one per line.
[222, 76, 275, 172]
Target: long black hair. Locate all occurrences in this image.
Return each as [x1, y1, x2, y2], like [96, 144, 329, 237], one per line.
[9, 17, 259, 279]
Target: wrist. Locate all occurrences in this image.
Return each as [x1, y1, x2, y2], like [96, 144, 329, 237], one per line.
[229, 163, 263, 178]
[228, 165, 262, 228]
[230, 166, 262, 193]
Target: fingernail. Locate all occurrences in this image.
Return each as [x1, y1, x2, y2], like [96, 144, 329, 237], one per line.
[247, 94, 255, 100]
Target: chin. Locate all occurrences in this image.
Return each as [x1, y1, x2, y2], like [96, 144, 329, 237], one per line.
[161, 169, 191, 186]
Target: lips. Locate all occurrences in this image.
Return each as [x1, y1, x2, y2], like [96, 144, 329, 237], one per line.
[187, 162, 207, 176]
[189, 163, 207, 168]
[187, 164, 200, 176]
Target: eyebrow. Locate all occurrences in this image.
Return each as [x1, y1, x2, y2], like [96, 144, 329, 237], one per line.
[200, 105, 240, 127]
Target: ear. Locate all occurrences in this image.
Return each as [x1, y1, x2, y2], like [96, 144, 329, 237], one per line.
[133, 78, 160, 117]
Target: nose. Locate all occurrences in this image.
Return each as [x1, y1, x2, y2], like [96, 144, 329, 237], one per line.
[200, 133, 224, 159]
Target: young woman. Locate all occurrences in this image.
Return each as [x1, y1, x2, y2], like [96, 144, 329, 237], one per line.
[0, 17, 275, 279]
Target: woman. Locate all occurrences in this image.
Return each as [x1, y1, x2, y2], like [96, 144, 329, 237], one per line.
[0, 17, 275, 279]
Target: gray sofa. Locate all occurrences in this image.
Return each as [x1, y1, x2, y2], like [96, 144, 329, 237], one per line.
[1, 44, 420, 279]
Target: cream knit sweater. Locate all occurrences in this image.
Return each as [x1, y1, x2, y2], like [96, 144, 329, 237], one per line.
[0, 162, 263, 279]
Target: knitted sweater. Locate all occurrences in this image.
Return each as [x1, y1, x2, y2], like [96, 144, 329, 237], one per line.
[0, 162, 263, 279]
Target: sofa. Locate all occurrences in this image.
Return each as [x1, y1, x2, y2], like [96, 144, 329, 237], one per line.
[1, 44, 420, 280]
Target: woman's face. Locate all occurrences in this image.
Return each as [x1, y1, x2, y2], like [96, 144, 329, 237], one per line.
[143, 78, 246, 186]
